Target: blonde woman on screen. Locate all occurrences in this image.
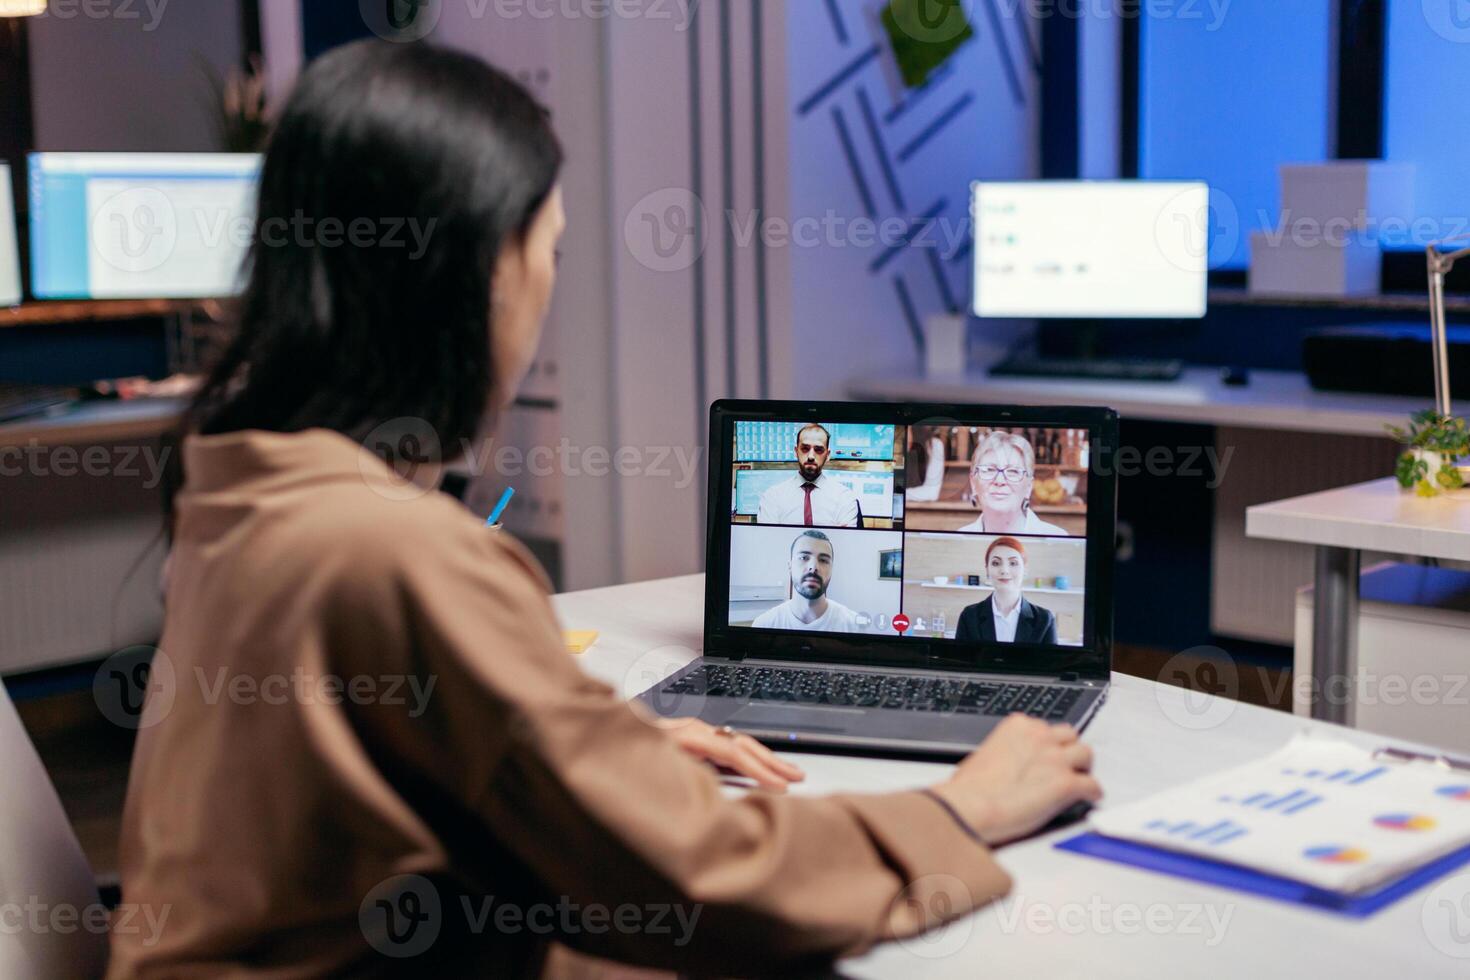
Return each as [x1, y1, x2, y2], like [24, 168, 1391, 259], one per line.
[956, 431, 1067, 536]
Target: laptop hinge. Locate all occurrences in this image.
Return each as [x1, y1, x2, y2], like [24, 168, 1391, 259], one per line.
[1060, 671, 1081, 683]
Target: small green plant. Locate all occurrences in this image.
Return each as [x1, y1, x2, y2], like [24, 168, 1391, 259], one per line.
[200, 54, 271, 154]
[1386, 410, 1470, 496]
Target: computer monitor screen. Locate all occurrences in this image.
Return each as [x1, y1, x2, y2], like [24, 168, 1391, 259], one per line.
[721, 413, 1106, 654]
[28, 153, 261, 300]
[972, 180, 1209, 319]
[0, 165, 20, 307]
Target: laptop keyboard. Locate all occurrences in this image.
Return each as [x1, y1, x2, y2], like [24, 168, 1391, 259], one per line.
[661, 664, 1084, 720]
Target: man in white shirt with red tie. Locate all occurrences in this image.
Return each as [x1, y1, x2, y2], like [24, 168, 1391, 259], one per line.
[756, 423, 861, 527]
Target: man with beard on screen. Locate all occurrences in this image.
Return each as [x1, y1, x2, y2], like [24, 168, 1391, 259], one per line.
[750, 530, 863, 632]
[756, 423, 861, 527]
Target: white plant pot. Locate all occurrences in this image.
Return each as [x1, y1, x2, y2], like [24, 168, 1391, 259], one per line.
[1412, 448, 1448, 474]
[1407, 448, 1452, 495]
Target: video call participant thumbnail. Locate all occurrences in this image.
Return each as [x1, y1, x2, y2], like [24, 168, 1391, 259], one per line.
[751, 530, 863, 632]
[955, 536, 1059, 645]
[959, 431, 1068, 536]
[756, 423, 860, 527]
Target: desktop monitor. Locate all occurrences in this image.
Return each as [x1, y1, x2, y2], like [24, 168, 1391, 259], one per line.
[28, 152, 261, 300]
[0, 164, 20, 307]
[972, 180, 1210, 319]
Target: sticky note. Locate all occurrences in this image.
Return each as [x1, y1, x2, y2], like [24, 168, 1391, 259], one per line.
[564, 630, 599, 654]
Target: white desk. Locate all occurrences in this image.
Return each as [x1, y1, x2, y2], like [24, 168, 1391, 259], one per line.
[553, 574, 1469, 979]
[0, 397, 184, 448]
[848, 367, 1423, 438]
[1247, 479, 1470, 725]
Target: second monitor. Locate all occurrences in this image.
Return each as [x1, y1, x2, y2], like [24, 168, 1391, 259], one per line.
[0, 164, 20, 307]
[972, 180, 1210, 320]
[29, 152, 261, 301]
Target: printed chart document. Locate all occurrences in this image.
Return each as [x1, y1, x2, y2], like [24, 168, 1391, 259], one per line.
[1089, 735, 1470, 894]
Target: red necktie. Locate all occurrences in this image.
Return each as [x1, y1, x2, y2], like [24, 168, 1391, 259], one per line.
[802, 482, 816, 526]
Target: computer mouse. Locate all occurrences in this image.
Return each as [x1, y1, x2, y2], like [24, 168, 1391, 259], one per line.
[1220, 366, 1251, 387]
[1042, 799, 1095, 833]
[1005, 800, 1096, 845]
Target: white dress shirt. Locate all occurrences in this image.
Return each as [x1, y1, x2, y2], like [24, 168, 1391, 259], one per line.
[955, 508, 1069, 536]
[756, 471, 860, 527]
[751, 598, 861, 633]
[991, 597, 1023, 643]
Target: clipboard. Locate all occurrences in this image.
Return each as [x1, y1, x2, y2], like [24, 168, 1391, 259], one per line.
[1057, 743, 1470, 917]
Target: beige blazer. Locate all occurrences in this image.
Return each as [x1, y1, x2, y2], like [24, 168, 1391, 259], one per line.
[107, 429, 1011, 977]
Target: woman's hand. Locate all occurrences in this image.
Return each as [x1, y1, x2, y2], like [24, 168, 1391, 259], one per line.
[659, 719, 806, 792]
[932, 714, 1102, 845]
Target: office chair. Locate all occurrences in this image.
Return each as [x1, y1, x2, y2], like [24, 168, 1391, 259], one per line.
[0, 684, 109, 978]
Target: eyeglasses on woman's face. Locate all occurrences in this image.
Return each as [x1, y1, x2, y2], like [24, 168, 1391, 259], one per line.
[973, 464, 1029, 484]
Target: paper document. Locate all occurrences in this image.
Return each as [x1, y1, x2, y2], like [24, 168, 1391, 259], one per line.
[1089, 735, 1470, 894]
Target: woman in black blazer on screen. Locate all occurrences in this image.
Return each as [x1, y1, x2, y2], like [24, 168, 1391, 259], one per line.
[955, 536, 1059, 645]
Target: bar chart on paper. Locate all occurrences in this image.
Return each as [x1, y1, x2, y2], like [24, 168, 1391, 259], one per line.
[1281, 765, 1388, 786]
[1217, 788, 1323, 816]
[1143, 818, 1249, 846]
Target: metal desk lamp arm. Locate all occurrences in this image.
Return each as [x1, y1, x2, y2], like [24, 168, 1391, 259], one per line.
[1425, 240, 1470, 418]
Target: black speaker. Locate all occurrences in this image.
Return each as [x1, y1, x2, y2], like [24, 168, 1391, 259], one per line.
[1303, 324, 1470, 399]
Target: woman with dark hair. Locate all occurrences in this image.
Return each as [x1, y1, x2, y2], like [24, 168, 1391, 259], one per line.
[109, 41, 1099, 977]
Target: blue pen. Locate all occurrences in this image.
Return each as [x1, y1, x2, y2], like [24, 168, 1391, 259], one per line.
[487, 487, 515, 526]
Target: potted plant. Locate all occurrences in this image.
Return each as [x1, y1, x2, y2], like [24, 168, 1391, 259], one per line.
[1386, 410, 1470, 497]
[201, 54, 271, 154]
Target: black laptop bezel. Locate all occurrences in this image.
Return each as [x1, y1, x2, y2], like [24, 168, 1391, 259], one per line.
[702, 400, 1118, 681]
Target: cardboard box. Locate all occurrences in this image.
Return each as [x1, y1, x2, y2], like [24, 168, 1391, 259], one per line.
[1279, 161, 1415, 230]
[1249, 231, 1382, 298]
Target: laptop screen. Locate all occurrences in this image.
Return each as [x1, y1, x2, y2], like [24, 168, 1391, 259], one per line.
[710, 403, 1117, 675]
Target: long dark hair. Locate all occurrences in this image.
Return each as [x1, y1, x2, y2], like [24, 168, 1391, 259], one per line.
[186, 40, 562, 451]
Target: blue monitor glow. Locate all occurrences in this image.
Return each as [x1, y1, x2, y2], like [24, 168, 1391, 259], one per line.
[972, 181, 1210, 320]
[734, 421, 897, 462]
[0, 165, 20, 307]
[28, 152, 261, 300]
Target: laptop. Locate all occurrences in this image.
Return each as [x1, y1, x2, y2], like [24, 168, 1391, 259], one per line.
[636, 400, 1119, 758]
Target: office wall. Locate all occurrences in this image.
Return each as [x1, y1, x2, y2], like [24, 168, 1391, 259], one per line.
[1078, 6, 1120, 179]
[28, 2, 245, 152]
[602, 2, 795, 582]
[429, 5, 621, 591]
[1140, 1, 1334, 270]
[258, 0, 303, 104]
[783, 1, 1040, 398]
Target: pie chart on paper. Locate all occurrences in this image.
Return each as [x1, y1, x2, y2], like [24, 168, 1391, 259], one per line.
[1303, 845, 1369, 865]
[1373, 813, 1437, 832]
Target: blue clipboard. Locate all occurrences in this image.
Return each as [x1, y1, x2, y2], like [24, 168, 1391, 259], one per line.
[1056, 832, 1470, 918]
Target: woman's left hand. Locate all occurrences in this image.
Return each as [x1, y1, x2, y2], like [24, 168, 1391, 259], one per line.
[658, 719, 806, 792]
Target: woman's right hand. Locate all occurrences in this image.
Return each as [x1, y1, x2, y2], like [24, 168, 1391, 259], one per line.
[932, 714, 1102, 846]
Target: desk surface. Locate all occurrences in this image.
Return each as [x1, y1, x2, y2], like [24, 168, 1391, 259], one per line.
[552, 574, 1467, 979]
[1247, 477, 1470, 562]
[0, 398, 184, 448]
[848, 367, 1425, 438]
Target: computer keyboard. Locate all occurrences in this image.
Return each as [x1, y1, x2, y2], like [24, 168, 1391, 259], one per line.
[0, 383, 80, 424]
[661, 664, 1083, 720]
[991, 356, 1184, 383]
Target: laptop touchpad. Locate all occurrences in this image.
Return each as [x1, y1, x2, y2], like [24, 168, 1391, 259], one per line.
[731, 705, 862, 733]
